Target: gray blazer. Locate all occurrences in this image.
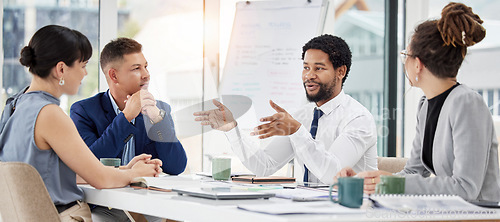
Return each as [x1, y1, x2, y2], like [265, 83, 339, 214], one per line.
[397, 84, 500, 201]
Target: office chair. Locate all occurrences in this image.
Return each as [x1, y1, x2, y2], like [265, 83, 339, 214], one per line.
[0, 162, 61, 222]
[377, 157, 408, 173]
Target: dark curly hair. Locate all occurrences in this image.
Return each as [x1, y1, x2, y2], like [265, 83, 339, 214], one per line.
[410, 2, 485, 78]
[301, 34, 352, 86]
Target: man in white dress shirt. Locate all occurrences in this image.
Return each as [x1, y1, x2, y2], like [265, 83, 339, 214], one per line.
[194, 34, 378, 184]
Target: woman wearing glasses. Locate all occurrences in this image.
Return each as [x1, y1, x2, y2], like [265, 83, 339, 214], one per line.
[337, 2, 500, 202]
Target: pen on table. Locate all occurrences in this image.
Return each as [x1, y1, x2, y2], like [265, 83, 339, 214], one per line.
[298, 185, 330, 193]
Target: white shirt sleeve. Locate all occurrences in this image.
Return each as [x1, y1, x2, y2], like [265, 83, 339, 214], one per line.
[289, 114, 377, 184]
[223, 92, 377, 183]
[224, 126, 295, 176]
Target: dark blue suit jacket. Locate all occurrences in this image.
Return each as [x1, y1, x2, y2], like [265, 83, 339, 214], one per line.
[70, 91, 187, 175]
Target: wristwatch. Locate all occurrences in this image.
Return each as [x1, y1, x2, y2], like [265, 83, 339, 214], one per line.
[150, 108, 166, 124]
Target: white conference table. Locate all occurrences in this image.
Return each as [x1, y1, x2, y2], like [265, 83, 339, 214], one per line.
[79, 175, 500, 222]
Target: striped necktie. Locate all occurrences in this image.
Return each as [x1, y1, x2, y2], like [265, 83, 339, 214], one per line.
[304, 108, 324, 182]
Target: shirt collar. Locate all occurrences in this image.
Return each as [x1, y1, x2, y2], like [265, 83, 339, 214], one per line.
[108, 90, 136, 124]
[315, 90, 345, 116]
[108, 90, 121, 115]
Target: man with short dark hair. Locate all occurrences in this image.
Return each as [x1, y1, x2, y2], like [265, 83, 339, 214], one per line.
[195, 34, 377, 184]
[71, 37, 187, 221]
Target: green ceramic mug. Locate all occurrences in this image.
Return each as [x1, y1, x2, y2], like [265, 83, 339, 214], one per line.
[375, 175, 405, 194]
[100, 158, 121, 168]
[212, 157, 231, 180]
[329, 177, 364, 208]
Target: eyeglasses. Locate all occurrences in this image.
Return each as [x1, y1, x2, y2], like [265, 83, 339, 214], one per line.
[400, 50, 414, 64]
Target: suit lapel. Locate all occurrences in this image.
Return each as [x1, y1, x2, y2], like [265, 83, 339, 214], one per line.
[102, 91, 117, 123]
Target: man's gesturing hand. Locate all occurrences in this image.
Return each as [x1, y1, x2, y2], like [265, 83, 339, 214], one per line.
[193, 99, 237, 132]
[250, 100, 301, 139]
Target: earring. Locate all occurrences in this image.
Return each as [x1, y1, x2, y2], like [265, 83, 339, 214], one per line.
[415, 76, 418, 82]
[59, 77, 65, 86]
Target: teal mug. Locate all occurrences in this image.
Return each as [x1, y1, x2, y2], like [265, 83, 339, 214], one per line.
[375, 175, 405, 194]
[100, 158, 121, 168]
[329, 177, 364, 208]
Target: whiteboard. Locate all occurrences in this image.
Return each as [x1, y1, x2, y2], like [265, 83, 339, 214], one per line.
[220, 0, 328, 128]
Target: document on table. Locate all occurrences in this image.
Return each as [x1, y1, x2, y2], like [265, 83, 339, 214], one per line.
[201, 180, 284, 191]
[259, 187, 368, 201]
[260, 187, 330, 199]
[133, 175, 201, 191]
[237, 202, 364, 215]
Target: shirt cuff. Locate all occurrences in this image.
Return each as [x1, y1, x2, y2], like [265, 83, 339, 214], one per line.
[288, 125, 311, 150]
[224, 125, 241, 144]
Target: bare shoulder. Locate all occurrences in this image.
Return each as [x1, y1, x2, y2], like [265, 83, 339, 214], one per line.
[36, 104, 76, 133]
[38, 104, 68, 121]
[34, 104, 70, 150]
[35, 103, 83, 151]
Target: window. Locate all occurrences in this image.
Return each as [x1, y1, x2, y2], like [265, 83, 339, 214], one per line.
[334, 0, 389, 156]
[2, 0, 99, 113]
[116, 0, 204, 174]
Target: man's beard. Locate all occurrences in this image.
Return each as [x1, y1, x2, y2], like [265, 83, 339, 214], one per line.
[304, 79, 336, 103]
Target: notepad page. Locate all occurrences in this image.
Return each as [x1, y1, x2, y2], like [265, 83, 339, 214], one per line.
[370, 194, 491, 213]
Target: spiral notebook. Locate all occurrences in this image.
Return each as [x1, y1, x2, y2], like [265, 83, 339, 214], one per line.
[369, 194, 492, 214]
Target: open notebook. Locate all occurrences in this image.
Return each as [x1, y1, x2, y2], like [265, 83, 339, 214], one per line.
[370, 194, 495, 214]
[128, 175, 202, 192]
